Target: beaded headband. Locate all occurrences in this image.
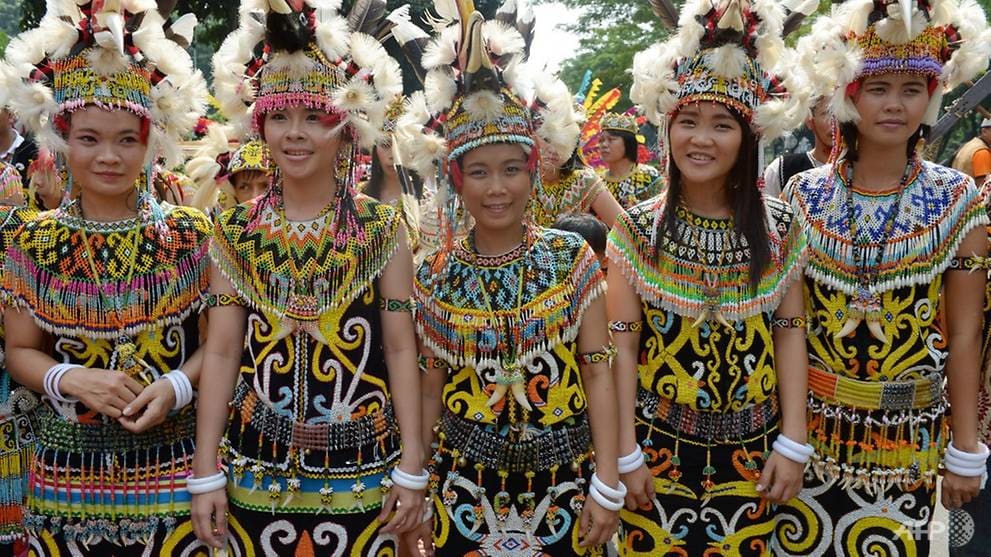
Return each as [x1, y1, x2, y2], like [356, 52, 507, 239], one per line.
[600, 112, 639, 135]
[631, 0, 807, 141]
[0, 0, 208, 169]
[212, 0, 405, 150]
[228, 139, 273, 176]
[797, 0, 990, 126]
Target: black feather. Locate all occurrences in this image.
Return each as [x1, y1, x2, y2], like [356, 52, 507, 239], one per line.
[348, 0, 388, 35]
[782, 11, 806, 36]
[648, 0, 679, 29]
[398, 36, 429, 84]
[265, 10, 312, 53]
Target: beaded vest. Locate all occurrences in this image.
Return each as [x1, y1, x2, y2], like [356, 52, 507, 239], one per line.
[3, 201, 211, 545]
[600, 163, 663, 210]
[212, 192, 404, 515]
[531, 167, 605, 228]
[786, 160, 988, 490]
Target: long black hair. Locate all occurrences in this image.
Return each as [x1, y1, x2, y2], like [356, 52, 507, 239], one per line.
[839, 121, 929, 162]
[657, 110, 770, 289]
[364, 147, 423, 201]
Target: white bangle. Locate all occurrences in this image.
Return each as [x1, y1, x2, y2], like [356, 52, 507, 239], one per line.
[944, 458, 988, 477]
[947, 441, 991, 464]
[588, 483, 624, 511]
[590, 472, 627, 501]
[772, 434, 815, 464]
[162, 369, 194, 410]
[186, 471, 228, 495]
[618, 445, 646, 475]
[390, 467, 429, 491]
[44, 363, 81, 403]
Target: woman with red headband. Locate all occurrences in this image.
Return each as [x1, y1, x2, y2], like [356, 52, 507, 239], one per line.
[0, 2, 211, 554]
[775, 1, 990, 555]
[189, 2, 425, 554]
[393, 1, 622, 554]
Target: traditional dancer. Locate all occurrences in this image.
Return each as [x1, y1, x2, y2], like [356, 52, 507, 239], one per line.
[0, 1, 211, 554]
[396, 1, 623, 554]
[191, 1, 425, 554]
[597, 112, 663, 209]
[611, 0, 810, 553]
[187, 126, 274, 218]
[775, 1, 991, 555]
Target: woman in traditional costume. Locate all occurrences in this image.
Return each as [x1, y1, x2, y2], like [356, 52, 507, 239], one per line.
[775, 1, 991, 555]
[610, 0, 810, 553]
[597, 112, 663, 210]
[0, 1, 211, 554]
[190, 1, 426, 554]
[396, 1, 623, 554]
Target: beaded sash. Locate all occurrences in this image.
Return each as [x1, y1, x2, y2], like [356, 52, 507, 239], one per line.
[808, 367, 941, 411]
[636, 387, 778, 441]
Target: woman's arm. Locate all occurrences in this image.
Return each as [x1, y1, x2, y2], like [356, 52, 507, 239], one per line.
[6, 306, 144, 418]
[377, 225, 426, 534]
[419, 343, 446, 460]
[605, 266, 650, 510]
[576, 292, 621, 546]
[590, 187, 623, 229]
[190, 262, 247, 548]
[758, 279, 809, 503]
[942, 226, 988, 509]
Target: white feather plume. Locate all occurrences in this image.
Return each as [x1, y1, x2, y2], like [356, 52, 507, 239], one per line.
[462, 90, 505, 123]
[350, 32, 388, 71]
[483, 20, 525, 58]
[704, 45, 749, 79]
[315, 15, 351, 61]
[422, 26, 458, 71]
[424, 69, 457, 114]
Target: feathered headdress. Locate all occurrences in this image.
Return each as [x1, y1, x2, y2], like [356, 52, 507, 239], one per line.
[212, 0, 405, 150]
[0, 0, 208, 169]
[391, 0, 579, 179]
[796, 0, 990, 127]
[631, 0, 808, 141]
[186, 125, 273, 214]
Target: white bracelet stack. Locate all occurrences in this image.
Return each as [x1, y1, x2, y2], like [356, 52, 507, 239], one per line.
[618, 445, 646, 474]
[186, 471, 227, 495]
[588, 472, 626, 511]
[944, 441, 991, 477]
[162, 369, 194, 410]
[390, 467, 430, 491]
[772, 434, 815, 464]
[44, 363, 81, 403]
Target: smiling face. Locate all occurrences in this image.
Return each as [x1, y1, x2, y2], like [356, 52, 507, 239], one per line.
[66, 105, 147, 202]
[263, 106, 342, 186]
[669, 101, 743, 191]
[459, 142, 532, 239]
[852, 73, 929, 151]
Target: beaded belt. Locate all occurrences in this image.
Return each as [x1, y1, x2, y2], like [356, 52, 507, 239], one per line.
[438, 412, 591, 473]
[233, 381, 396, 453]
[36, 406, 195, 452]
[637, 388, 778, 441]
[808, 367, 942, 411]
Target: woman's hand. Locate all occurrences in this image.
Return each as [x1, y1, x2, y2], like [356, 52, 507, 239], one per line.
[621, 462, 655, 511]
[942, 471, 983, 509]
[400, 506, 435, 557]
[757, 451, 805, 504]
[578, 496, 620, 547]
[118, 378, 176, 433]
[60, 367, 143, 419]
[191, 489, 229, 549]
[379, 483, 426, 535]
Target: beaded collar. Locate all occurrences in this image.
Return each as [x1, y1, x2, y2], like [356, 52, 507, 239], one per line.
[608, 194, 805, 322]
[415, 227, 604, 370]
[4, 201, 211, 339]
[212, 190, 401, 322]
[788, 160, 987, 295]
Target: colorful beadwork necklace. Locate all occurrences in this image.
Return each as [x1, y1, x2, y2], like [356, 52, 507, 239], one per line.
[836, 158, 915, 343]
[78, 210, 156, 382]
[470, 228, 532, 414]
[277, 186, 338, 322]
[682, 204, 734, 329]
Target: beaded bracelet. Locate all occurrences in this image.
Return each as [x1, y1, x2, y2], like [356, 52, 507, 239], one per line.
[204, 293, 245, 308]
[162, 369, 194, 410]
[617, 445, 645, 474]
[380, 298, 414, 312]
[186, 471, 227, 495]
[948, 256, 990, 272]
[418, 356, 449, 374]
[44, 363, 81, 403]
[578, 345, 616, 365]
[390, 467, 429, 490]
[772, 316, 807, 329]
[608, 321, 642, 333]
